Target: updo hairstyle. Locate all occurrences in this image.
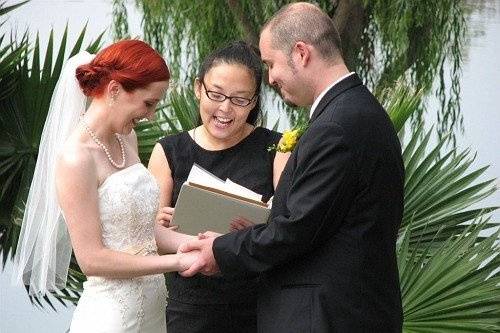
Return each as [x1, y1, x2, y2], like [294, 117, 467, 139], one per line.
[76, 39, 170, 98]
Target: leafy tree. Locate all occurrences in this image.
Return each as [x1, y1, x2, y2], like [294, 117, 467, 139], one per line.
[116, 0, 471, 141]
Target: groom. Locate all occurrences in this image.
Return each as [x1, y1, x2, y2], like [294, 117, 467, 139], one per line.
[180, 2, 404, 332]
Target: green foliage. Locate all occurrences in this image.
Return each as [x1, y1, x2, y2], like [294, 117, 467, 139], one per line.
[163, 87, 199, 132]
[362, 0, 467, 141]
[383, 83, 498, 250]
[0, 24, 103, 227]
[0, 23, 104, 307]
[386, 83, 499, 331]
[383, 81, 423, 133]
[112, 0, 130, 41]
[401, 124, 497, 247]
[126, 0, 468, 141]
[398, 221, 500, 332]
[0, 1, 29, 99]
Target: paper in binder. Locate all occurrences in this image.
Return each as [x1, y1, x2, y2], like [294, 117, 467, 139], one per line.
[172, 164, 270, 235]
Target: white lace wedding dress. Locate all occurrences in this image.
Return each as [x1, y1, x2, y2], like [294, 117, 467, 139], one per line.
[70, 163, 167, 332]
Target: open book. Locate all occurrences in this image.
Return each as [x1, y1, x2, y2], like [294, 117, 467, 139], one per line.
[171, 164, 271, 235]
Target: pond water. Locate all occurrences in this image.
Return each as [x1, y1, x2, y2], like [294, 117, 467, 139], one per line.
[1, 1, 498, 332]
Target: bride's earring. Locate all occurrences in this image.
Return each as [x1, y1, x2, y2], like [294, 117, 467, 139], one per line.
[108, 93, 117, 107]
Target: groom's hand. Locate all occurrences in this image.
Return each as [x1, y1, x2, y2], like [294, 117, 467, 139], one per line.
[178, 237, 220, 277]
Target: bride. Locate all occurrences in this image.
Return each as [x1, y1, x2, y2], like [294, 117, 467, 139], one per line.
[12, 39, 197, 332]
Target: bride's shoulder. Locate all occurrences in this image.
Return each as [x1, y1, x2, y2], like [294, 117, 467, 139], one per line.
[57, 139, 96, 181]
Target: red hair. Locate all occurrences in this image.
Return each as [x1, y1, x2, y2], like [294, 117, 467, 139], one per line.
[76, 39, 170, 97]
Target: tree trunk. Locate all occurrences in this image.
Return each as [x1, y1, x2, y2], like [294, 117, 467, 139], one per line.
[331, 0, 367, 70]
[227, 0, 259, 46]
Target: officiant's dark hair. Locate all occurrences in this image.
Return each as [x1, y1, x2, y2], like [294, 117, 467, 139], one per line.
[197, 41, 262, 126]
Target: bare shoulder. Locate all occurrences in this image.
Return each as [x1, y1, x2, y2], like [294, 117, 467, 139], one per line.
[149, 142, 169, 172]
[56, 141, 97, 189]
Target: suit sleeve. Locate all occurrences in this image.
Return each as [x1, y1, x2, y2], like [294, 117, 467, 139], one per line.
[213, 121, 357, 278]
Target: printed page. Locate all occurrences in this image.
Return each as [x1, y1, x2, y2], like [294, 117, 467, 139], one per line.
[186, 164, 264, 202]
[224, 179, 262, 202]
[187, 163, 226, 190]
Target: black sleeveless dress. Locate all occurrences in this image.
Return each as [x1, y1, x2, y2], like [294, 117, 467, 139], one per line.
[159, 127, 281, 333]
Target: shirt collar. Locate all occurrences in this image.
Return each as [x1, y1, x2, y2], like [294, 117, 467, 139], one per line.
[309, 72, 356, 118]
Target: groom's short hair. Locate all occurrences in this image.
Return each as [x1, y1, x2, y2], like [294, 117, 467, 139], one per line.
[262, 2, 342, 63]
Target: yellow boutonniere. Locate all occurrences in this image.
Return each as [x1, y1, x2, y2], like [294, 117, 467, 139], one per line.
[268, 124, 308, 153]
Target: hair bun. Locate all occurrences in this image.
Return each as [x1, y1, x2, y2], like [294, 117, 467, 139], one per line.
[73, 40, 169, 98]
[75, 63, 110, 96]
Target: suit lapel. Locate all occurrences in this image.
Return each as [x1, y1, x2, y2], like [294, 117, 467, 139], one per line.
[309, 73, 363, 124]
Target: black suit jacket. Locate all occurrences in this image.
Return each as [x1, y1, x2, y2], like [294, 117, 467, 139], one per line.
[213, 74, 404, 332]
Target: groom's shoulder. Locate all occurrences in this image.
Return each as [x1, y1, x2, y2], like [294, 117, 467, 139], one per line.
[325, 86, 386, 126]
[313, 87, 391, 147]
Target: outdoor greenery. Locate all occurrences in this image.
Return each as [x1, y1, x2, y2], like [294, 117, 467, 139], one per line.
[119, 0, 471, 140]
[0, 1, 498, 331]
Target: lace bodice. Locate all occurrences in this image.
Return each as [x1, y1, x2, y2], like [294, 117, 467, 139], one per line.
[97, 163, 159, 255]
[70, 163, 166, 332]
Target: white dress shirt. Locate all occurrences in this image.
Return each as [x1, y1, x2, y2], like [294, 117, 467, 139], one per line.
[309, 72, 356, 118]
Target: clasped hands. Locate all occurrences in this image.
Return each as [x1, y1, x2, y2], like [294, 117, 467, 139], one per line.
[176, 231, 221, 277]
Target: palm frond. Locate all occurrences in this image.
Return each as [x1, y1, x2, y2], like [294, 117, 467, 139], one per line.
[399, 220, 500, 332]
[0, 0, 29, 18]
[382, 80, 423, 133]
[134, 87, 198, 164]
[0, 25, 104, 307]
[401, 125, 497, 247]
[135, 118, 167, 164]
[163, 87, 199, 133]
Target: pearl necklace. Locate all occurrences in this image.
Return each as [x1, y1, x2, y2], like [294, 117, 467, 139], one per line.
[81, 119, 126, 169]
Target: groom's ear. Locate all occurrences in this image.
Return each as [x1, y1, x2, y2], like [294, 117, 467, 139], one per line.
[293, 41, 311, 68]
[194, 78, 202, 100]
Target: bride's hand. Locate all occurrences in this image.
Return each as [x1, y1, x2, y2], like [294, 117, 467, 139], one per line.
[156, 206, 178, 230]
[198, 231, 223, 239]
[229, 217, 255, 232]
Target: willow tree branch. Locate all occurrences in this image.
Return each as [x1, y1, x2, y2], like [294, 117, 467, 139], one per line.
[227, 0, 259, 46]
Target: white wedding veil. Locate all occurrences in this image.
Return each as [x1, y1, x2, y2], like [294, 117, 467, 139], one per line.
[11, 51, 95, 295]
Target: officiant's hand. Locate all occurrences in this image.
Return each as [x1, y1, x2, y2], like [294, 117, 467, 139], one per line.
[156, 206, 178, 230]
[178, 238, 220, 277]
[229, 217, 255, 232]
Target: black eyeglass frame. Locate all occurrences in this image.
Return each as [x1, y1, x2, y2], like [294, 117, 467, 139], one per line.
[201, 81, 257, 107]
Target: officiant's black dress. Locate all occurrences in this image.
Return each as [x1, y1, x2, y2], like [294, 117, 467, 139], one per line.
[158, 127, 281, 333]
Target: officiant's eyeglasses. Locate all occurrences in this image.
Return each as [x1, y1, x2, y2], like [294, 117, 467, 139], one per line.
[202, 82, 257, 107]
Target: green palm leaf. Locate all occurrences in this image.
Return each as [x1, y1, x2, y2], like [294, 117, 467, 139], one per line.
[0, 0, 28, 19]
[382, 80, 423, 133]
[134, 87, 198, 163]
[135, 117, 167, 163]
[401, 125, 497, 247]
[0, 25, 104, 306]
[164, 87, 199, 132]
[399, 220, 500, 332]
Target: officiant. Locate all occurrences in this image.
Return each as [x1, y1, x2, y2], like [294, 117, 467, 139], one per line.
[148, 41, 289, 333]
